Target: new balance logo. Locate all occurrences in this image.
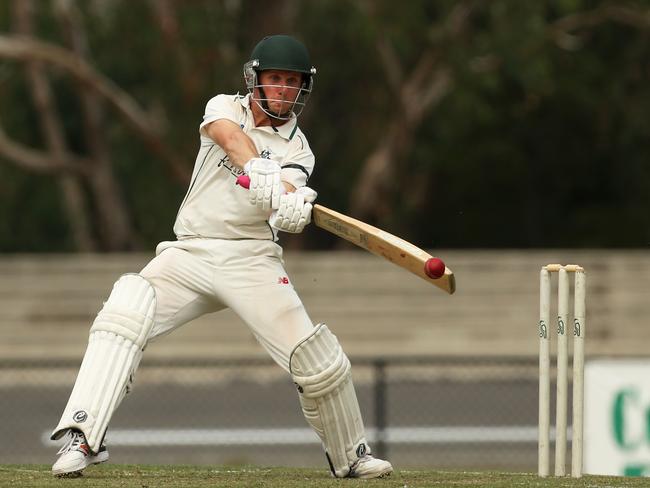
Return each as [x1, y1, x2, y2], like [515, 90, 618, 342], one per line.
[277, 277, 289, 284]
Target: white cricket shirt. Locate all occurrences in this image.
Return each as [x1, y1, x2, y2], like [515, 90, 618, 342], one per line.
[173, 93, 315, 241]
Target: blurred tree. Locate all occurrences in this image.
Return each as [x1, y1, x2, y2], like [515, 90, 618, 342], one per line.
[0, 0, 648, 251]
[9, 0, 94, 250]
[411, 0, 650, 248]
[303, 0, 650, 248]
[0, 0, 192, 250]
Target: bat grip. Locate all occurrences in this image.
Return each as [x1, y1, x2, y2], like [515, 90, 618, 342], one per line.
[236, 175, 251, 189]
[236, 175, 292, 195]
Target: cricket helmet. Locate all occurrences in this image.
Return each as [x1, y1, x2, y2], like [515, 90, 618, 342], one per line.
[244, 35, 316, 120]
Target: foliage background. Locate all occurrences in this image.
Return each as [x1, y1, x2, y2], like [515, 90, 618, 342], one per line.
[0, 0, 649, 252]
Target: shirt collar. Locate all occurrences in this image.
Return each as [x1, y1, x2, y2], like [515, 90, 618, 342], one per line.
[241, 93, 299, 141]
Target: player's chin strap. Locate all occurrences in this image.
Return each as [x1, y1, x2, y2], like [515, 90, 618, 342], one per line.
[51, 274, 156, 454]
[290, 324, 370, 478]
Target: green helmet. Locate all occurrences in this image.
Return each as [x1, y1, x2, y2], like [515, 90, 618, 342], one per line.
[249, 35, 315, 75]
[244, 35, 316, 120]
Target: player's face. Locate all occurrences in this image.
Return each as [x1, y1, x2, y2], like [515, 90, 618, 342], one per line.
[257, 70, 302, 116]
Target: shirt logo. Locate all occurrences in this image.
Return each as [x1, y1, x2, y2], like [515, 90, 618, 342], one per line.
[277, 277, 290, 285]
[260, 149, 272, 159]
[217, 154, 245, 177]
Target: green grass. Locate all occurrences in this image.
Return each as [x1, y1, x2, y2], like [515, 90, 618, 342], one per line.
[0, 465, 647, 488]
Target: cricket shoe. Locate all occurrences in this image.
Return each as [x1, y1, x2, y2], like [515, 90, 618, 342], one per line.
[52, 429, 109, 477]
[348, 455, 393, 479]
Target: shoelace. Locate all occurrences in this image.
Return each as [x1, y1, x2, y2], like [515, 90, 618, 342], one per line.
[56, 431, 85, 455]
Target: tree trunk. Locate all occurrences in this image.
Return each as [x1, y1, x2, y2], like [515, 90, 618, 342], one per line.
[12, 0, 95, 251]
[0, 35, 191, 185]
[350, 120, 415, 224]
[54, 0, 136, 250]
[348, 3, 461, 226]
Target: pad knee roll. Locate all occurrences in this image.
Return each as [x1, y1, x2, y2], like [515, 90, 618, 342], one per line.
[51, 274, 156, 453]
[290, 324, 369, 477]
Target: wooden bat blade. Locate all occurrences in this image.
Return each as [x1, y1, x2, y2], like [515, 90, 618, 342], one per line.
[312, 204, 455, 294]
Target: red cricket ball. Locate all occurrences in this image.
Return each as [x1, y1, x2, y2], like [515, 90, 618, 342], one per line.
[424, 257, 446, 279]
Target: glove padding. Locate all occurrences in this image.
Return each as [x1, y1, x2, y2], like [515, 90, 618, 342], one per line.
[244, 158, 282, 210]
[269, 186, 318, 233]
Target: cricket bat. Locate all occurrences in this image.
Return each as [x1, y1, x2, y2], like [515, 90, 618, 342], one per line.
[236, 176, 455, 294]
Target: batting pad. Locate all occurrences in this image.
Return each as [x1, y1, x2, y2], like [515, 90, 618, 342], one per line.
[51, 274, 156, 453]
[290, 324, 369, 477]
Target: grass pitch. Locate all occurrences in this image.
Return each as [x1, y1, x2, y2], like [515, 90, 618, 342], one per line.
[1, 465, 647, 487]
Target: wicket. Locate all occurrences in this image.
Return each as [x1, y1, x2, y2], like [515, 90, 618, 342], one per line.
[538, 264, 586, 478]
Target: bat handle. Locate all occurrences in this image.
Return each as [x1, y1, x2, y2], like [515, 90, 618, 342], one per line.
[236, 174, 292, 196]
[236, 175, 251, 189]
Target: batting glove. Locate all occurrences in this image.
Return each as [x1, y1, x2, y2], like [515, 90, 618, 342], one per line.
[269, 186, 318, 233]
[244, 157, 282, 210]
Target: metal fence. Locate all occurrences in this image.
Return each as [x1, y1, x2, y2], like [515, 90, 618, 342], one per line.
[1, 356, 547, 471]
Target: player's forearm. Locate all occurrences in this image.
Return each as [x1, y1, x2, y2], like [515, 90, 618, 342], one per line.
[206, 119, 295, 192]
[205, 120, 259, 168]
[222, 132, 260, 168]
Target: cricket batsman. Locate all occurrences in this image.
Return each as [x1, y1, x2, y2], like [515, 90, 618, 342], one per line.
[50, 35, 393, 479]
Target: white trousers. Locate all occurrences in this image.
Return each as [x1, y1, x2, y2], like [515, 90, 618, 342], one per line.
[140, 238, 315, 371]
